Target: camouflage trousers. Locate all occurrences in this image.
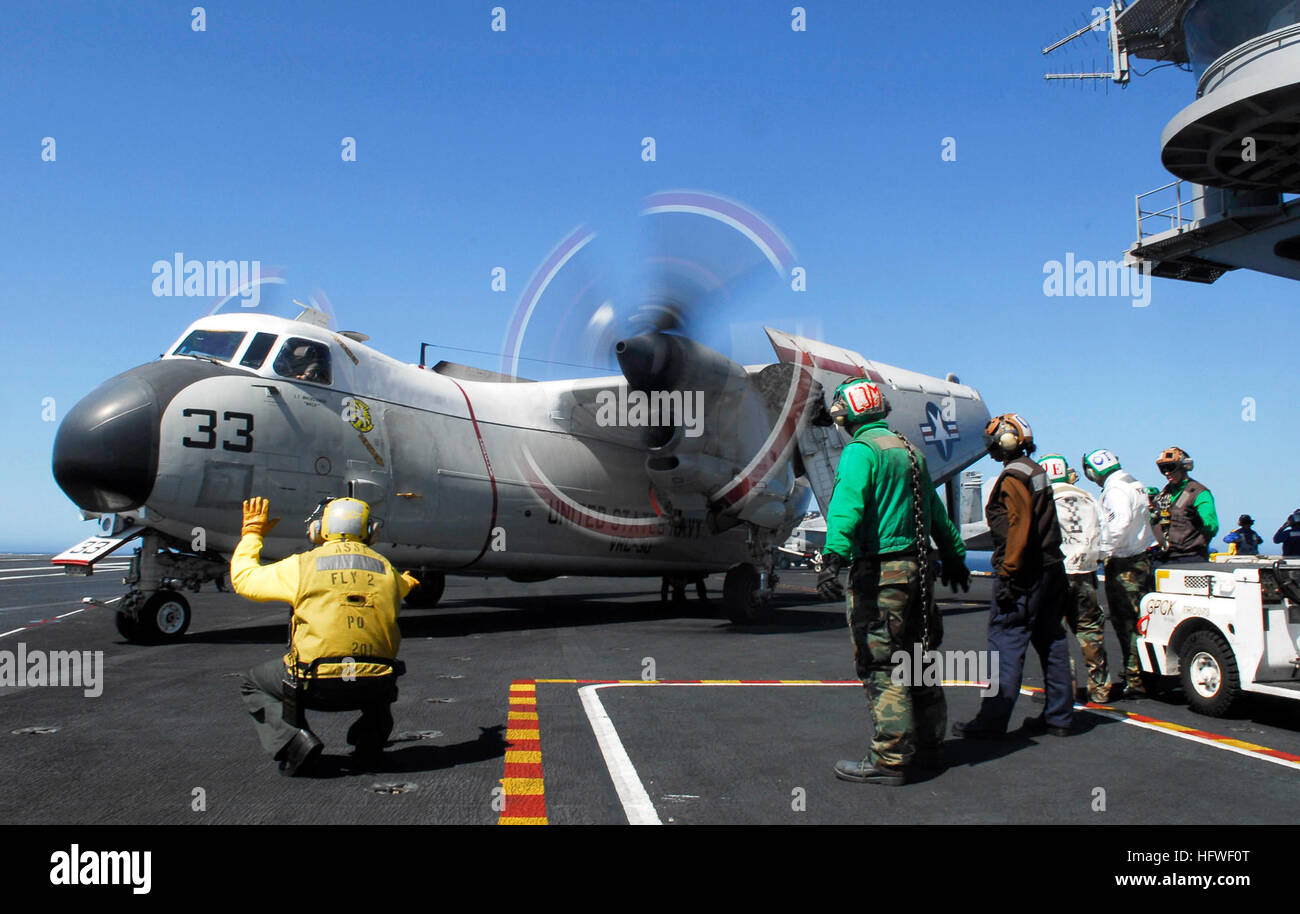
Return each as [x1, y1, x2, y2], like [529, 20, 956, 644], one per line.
[1064, 572, 1110, 702]
[1104, 553, 1154, 692]
[845, 557, 946, 772]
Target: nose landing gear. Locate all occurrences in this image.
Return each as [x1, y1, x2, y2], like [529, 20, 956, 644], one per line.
[116, 589, 195, 643]
[110, 531, 227, 643]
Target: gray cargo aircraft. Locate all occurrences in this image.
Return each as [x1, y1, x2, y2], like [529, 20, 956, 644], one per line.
[50, 305, 991, 641]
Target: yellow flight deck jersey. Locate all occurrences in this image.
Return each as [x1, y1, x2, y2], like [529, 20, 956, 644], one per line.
[231, 534, 412, 679]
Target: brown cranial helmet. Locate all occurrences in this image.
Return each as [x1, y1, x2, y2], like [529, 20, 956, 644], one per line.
[983, 413, 1034, 462]
[1156, 446, 1194, 474]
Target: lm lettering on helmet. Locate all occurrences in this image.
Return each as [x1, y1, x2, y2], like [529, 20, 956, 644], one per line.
[829, 378, 891, 428]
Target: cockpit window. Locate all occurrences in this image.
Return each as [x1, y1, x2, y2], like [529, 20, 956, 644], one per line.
[239, 332, 278, 369]
[273, 338, 332, 385]
[172, 329, 247, 363]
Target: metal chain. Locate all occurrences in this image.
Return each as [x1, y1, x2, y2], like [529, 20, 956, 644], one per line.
[1156, 492, 1173, 555]
[903, 441, 932, 650]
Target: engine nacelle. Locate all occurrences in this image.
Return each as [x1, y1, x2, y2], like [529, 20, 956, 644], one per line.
[617, 333, 816, 533]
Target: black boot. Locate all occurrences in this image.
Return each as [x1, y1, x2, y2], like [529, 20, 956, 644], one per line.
[952, 720, 1006, 740]
[1022, 715, 1074, 737]
[276, 728, 323, 777]
[833, 759, 905, 786]
[911, 747, 947, 771]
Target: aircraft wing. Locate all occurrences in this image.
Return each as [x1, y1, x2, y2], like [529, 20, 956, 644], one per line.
[764, 327, 991, 517]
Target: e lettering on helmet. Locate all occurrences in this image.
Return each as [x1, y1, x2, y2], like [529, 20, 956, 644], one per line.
[1039, 456, 1068, 481]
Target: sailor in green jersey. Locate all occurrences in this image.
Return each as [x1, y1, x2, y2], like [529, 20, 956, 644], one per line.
[1154, 446, 1218, 563]
[817, 378, 970, 785]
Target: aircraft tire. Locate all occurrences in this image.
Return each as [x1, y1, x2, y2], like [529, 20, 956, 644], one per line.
[404, 571, 446, 609]
[1178, 629, 1241, 717]
[136, 591, 192, 643]
[114, 610, 143, 642]
[724, 563, 770, 624]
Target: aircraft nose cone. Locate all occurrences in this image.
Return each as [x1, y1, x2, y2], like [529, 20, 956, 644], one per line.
[52, 372, 160, 513]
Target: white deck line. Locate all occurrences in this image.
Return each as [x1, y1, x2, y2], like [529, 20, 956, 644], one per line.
[578, 684, 662, 825]
[578, 680, 1299, 825]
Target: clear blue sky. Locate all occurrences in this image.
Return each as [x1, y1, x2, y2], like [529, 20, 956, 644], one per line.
[3, 1, 1295, 552]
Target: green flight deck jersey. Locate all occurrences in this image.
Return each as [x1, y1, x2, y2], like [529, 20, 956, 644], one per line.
[823, 421, 966, 563]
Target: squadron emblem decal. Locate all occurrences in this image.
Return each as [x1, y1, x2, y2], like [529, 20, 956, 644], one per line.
[919, 401, 960, 460]
[341, 397, 374, 433]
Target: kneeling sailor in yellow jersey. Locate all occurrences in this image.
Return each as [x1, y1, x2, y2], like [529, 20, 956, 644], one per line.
[232, 496, 418, 776]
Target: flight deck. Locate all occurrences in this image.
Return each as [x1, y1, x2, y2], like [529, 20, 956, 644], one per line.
[2, 558, 1297, 826]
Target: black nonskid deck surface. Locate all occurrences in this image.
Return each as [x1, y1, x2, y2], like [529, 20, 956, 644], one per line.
[2, 557, 1298, 825]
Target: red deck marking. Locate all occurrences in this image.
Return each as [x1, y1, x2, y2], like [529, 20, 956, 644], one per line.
[498, 679, 548, 825]
[1020, 685, 1300, 766]
[1, 607, 90, 639]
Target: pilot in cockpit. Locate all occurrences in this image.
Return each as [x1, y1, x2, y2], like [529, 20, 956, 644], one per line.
[283, 342, 327, 383]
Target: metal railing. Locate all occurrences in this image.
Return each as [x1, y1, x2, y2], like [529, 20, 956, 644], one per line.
[1197, 21, 1300, 97]
[1135, 179, 1205, 244]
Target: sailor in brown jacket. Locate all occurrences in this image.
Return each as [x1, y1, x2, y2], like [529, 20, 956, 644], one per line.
[952, 414, 1075, 739]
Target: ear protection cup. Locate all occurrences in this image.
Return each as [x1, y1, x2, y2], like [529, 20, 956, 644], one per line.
[829, 397, 848, 426]
[304, 497, 374, 544]
[1157, 446, 1194, 473]
[984, 414, 1033, 460]
[1082, 448, 1122, 485]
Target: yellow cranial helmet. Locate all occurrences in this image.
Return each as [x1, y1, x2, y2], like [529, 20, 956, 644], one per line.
[306, 497, 372, 544]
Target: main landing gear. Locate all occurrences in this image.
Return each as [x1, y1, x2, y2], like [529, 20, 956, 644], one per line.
[722, 560, 779, 624]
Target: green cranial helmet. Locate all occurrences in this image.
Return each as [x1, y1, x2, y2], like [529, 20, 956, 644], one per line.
[1082, 448, 1122, 486]
[1037, 455, 1073, 484]
[828, 378, 890, 428]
